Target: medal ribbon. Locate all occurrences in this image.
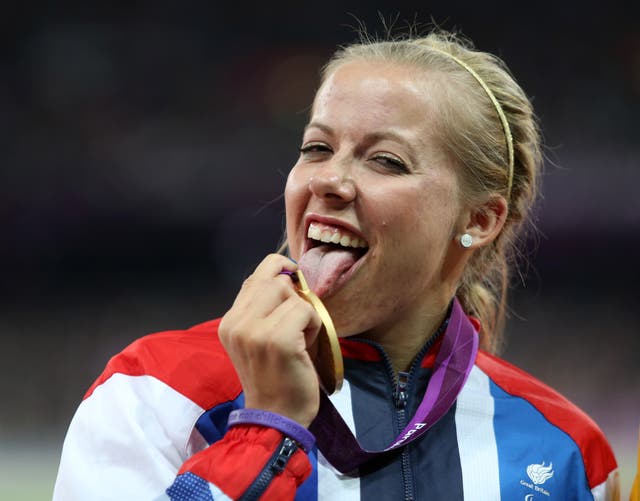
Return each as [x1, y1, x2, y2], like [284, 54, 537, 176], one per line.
[308, 298, 479, 473]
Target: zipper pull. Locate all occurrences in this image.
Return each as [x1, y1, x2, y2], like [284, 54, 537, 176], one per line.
[394, 371, 409, 409]
[270, 438, 298, 474]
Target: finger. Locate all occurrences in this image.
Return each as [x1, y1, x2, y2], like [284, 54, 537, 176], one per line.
[245, 254, 298, 285]
[230, 277, 304, 325]
[220, 285, 308, 352]
[220, 255, 302, 347]
[234, 254, 298, 310]
[267, 295, 322, 355]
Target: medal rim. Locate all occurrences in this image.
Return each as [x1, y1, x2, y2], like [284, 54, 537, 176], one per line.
[293, 270, 344, 394]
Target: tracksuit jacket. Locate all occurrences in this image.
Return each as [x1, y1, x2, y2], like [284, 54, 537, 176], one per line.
[53, 313, 619, 500]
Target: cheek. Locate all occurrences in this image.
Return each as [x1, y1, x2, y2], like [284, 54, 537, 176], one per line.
[369, 185, 427, 237]
[374, 181, 458, 254]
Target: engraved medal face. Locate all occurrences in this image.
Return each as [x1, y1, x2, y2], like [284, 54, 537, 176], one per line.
[293, 270, 343, 394]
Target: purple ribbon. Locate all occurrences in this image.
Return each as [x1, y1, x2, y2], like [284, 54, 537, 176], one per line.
[309, 298, 479, 473]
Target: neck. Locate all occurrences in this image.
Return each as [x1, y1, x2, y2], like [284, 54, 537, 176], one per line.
[361, 300, 450, 373]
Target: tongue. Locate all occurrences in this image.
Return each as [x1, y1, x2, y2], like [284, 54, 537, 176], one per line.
[299, 244, 358, 297]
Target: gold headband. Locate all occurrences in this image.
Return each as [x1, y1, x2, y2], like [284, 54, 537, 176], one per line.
[429, 48, 515, 199]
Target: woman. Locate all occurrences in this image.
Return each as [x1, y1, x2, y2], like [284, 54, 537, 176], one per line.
[54, 31, 619, 500]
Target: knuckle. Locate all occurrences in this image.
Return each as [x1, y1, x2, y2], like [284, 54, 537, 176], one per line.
[292, 295, 314, 316]
[218, 316, 231, 341]
[219, 316, 250, 344]
[265, 252, 282, 263]
[274, 279, 292, 296]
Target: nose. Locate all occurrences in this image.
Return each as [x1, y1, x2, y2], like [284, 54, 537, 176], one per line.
[308, 160, 356, 204]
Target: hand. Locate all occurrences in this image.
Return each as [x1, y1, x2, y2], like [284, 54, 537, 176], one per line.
[219, 254, 322, 428]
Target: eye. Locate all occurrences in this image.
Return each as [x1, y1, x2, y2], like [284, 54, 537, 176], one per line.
[371, 153, 409, 174]
[299, 142, 333, 158]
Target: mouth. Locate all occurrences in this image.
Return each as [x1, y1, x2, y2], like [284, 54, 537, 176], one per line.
[305, 222, 369, 254]
[298, 220, 369, 298]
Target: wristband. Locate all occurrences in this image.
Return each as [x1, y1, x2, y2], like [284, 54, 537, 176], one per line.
[228, 409, 316, 452]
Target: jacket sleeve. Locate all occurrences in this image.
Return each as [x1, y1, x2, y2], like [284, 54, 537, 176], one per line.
[53, 371, 311, 501]
[165, 426, 311, 501]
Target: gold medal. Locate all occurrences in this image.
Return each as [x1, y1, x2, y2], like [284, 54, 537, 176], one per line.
[293, 270, 343, 394]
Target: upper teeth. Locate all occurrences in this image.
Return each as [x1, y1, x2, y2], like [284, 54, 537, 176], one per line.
[307, 223, 368, 249]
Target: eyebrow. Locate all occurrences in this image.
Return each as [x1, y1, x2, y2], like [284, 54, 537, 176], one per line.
[304, 121, 333, 137]
[304, 121, 419, 167]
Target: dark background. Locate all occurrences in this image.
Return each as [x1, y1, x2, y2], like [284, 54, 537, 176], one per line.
[1, 2, 638, 498]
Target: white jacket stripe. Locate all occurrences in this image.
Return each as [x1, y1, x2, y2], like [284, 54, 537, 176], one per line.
[591, 468, 620, 501]
[455, 365, 501, 500]
[54, 373, 205, 501]
[317, 378, 361, 501]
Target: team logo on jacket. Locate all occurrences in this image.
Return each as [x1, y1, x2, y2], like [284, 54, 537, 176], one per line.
[527, 462, 554, 485]
[519, 461, 554, 497]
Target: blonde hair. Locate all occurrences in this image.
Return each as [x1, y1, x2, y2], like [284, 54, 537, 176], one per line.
[321, 31, 542, 353]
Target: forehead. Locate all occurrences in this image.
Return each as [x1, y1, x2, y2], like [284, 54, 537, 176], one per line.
[310, 60, 443, 137]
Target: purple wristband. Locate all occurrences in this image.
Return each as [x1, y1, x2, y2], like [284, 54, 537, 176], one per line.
[227, 409, 316, 452]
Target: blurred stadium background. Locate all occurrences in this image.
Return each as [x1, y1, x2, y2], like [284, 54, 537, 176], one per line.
[1, 2, 638, 499]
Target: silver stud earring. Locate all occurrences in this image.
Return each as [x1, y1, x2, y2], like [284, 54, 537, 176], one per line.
[460, 233, 473, 248]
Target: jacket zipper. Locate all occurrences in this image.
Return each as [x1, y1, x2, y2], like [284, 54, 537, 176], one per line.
[352, 329, 443, 501]
[239, 437, 299, 501]
[395, 370, 414, 501]
[353, 341, 418, 501]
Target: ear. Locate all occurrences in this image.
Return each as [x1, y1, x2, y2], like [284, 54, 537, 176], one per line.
[459, 195, 508, 249]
